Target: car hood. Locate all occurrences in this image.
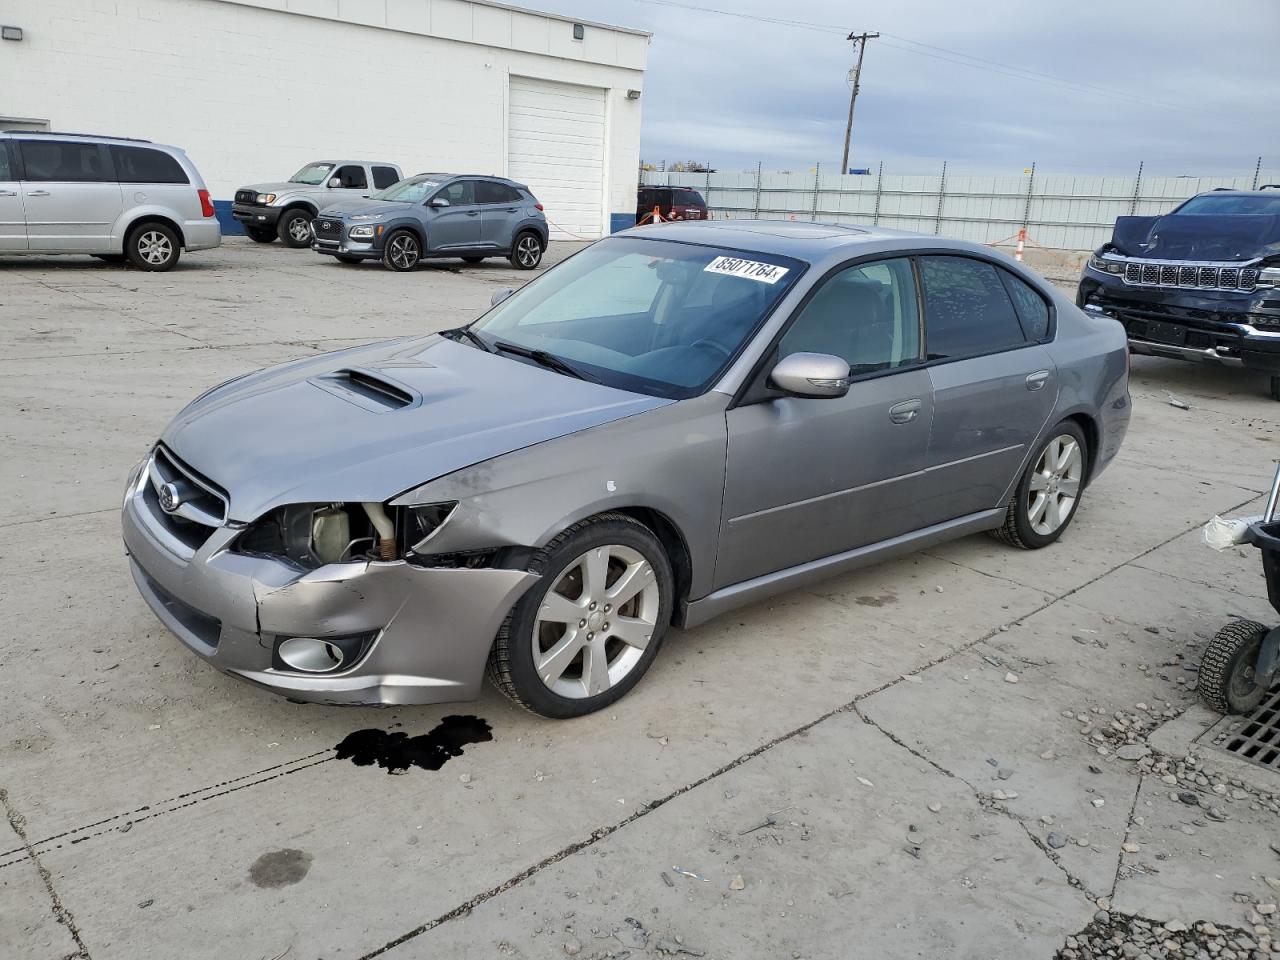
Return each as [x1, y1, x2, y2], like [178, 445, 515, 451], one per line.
[239, 181, 312, 195]
[161, 337, 671, 522]
[317, 199, 417, 219]
[1110, 213, 1280, 262]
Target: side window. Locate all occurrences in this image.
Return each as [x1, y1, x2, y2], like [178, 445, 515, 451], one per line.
[18, 139, 111, 182]
[331, 165, 368, 189]
[777, 257, 921, 376]
[476, 181, 518, 204]
[999, 269, 1051, 341]
[0, 144, 12, 181]
[371, 166, 400, 189]
[920, 256, 1027, 360]
[437, 180, 475, 205]
[111, 145, 189, 184]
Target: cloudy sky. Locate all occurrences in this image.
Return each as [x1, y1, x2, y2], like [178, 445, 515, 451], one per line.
[525, 0, 1280, 178]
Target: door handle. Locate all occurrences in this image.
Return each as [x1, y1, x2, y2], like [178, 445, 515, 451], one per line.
[889, 399, 922, 424]
[0, 189, 16, 197]
[27, 189, 50, 197]
[505, 207, 518, 212]
[1026, 370, 1050, 391]
[466, 211, 479, 217]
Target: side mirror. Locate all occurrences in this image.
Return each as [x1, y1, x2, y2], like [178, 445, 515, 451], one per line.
[491, 288, 514, 307]
[327, 177, 342, 188]
[430, 197, 450, 208]
[768, 352, 851, 399]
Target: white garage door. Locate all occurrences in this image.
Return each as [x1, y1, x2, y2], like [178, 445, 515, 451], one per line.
[508, 76, 606, 241]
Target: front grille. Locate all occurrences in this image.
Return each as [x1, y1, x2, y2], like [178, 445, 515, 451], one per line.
[1118, 257, 1259, 293]
[312, 218, 343, 240]
[234, 189, 258, 204]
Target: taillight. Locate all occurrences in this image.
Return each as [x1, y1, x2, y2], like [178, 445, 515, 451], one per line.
[534, 203, 544, 211]
[198, 189, 215, 218]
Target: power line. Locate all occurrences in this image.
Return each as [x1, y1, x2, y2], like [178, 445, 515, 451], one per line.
[609, 0, 1180, 112]
[841, 33, 878, 174]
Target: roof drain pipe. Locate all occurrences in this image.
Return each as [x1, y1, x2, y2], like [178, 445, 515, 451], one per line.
[362, 502, 398, 561]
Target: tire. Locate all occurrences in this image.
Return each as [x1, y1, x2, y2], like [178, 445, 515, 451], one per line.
[487, 513, 675, 718]
[245, 226, 276, 244]
[1198, 620, 1269, 714]
[335, 254, 362, 265]
[277, 209, 313, 248]
[461, 256, 485, 264]
[125, 223, 181, 272]
[991, 420, 1088, 549]
[92, 254, 127, 264]
[509, 231, 544, 270]
[382, 230, 421, 272]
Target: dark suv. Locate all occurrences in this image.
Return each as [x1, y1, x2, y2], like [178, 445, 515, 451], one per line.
[1078, 187, 1280, 398]
[310, 173, 549, 272]
[637, 186, 708, 224]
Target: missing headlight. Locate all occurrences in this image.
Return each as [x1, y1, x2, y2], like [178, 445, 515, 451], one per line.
[400, 502, 459, 555]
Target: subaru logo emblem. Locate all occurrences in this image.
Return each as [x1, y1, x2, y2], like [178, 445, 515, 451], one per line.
[158, 482, 182, 514]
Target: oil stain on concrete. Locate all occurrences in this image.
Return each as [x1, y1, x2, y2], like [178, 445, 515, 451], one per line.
[335, 715, 493, 775]
[249, 849, 313, 888]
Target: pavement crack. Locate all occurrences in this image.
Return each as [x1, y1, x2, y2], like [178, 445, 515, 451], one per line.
[1, 788, 91, 959]
[1111, 771, 1146, 901]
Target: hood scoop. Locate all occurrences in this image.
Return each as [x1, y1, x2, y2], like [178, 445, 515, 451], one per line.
[310, 368, 419, 413]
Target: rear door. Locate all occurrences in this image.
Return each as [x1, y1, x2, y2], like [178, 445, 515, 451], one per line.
[426, 180, 482, 250]
[0, 142, 26, 251]
[370, 165, 400, 190]
[110, 144, 195, 223]
[17, 138, 123, 252]
[476, 180, 524, 249]
[917, 255, 1058, 524]
[717, 256, 933, 588]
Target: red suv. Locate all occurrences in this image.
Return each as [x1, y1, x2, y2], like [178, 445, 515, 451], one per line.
[637, 186, 708, 224]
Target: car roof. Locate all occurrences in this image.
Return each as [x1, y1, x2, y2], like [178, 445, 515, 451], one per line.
[627, 219, 953, 260]
[0, 130, 185, 152]
[409, 172, 527, 187]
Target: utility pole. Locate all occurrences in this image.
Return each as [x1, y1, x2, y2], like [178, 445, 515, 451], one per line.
[840, 31, 878, 175]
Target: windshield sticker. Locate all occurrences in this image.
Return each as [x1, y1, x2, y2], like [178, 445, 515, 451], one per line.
[703, 256, 790, 284]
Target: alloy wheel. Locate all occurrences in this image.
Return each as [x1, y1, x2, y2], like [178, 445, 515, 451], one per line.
[1027, 434, 1083, 536]
[531, 544, 660, 699]
[289, 217, 312, 244]
[137, 231, 173, 265]
[389, 235, 419, 270]
[515, 235, 541, 268]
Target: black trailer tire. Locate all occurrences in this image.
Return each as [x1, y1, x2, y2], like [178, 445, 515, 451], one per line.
[277, 208, 313, 247]
[1198, 619, 1269, 715]
[245, 226, 277, 243]
[487, 513, 674, 719]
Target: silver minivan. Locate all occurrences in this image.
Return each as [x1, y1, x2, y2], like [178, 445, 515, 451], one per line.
[0, 132, 221, 271]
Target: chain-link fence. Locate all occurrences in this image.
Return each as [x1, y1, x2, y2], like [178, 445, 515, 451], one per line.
[640, 160, 1278, 257]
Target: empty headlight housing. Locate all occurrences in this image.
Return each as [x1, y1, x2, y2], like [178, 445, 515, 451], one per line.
[235, 501, 458, 568]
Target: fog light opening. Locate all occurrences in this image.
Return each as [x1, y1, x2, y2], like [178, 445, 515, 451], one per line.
[277, 636, 345, 673]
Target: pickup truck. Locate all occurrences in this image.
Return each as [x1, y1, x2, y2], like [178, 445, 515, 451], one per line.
[232, 160, 403, 247]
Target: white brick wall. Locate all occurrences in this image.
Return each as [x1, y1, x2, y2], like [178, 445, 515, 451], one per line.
[0, 0, 648, 235]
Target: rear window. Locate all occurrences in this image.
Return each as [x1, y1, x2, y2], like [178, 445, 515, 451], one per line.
[0, 144, 12, 181]
[676, 190, 705, 207]
[18, 139, 112, 182]
[999, 270, 1051, 341]
[371, 165, 399, 189]
[111, 145, 189, 184]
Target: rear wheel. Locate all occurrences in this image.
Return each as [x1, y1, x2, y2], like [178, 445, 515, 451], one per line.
[487, 514, 674, 718]
[509, 231, 543, 270]
[991, 420, 1088, 549]
[1198, 620, 1269, 714]
[277, 209, 313, 248]
[382, 230, 421, 272]
[245, 225, 276, 244]
[125, 223, 181, 272]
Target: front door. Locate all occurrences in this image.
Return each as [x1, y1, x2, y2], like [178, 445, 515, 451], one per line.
[0, 142, 26, 251]
[16, 139, 122, 252]
[322, 164, 371, 207]
[427, 180, 482, 250]
[716, 257, 934, 589]
[915, 255, 1059, 524]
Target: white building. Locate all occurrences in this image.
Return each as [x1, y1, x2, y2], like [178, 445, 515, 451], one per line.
[0, 0, 650, 238]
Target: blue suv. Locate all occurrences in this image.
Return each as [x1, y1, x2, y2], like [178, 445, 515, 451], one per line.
[311, 173, 549, 272]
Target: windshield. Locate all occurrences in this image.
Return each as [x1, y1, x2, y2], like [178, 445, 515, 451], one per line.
[471, 236, 805, 399]
[289, 162, 335, 185]
[1176, 193, 1280, 216]
[372, 175, 441, 203]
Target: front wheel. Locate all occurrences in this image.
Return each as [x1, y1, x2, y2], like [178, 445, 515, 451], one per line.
[1198, 620, 1269, 714]
[125, 223, 181, 272]
[277, 209, 313, 248]
[991, 420, 1088, 549]
[509, 232, 544, 270]
[245, 225, 276, 244]
[487, 514, 674, 718]
[382, 230, 421, 272]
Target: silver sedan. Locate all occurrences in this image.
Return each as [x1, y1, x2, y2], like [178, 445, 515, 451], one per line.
[122, 221, 1130, 717]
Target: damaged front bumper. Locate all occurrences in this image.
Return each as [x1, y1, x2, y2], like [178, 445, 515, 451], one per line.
[120, 461, 536, 706]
